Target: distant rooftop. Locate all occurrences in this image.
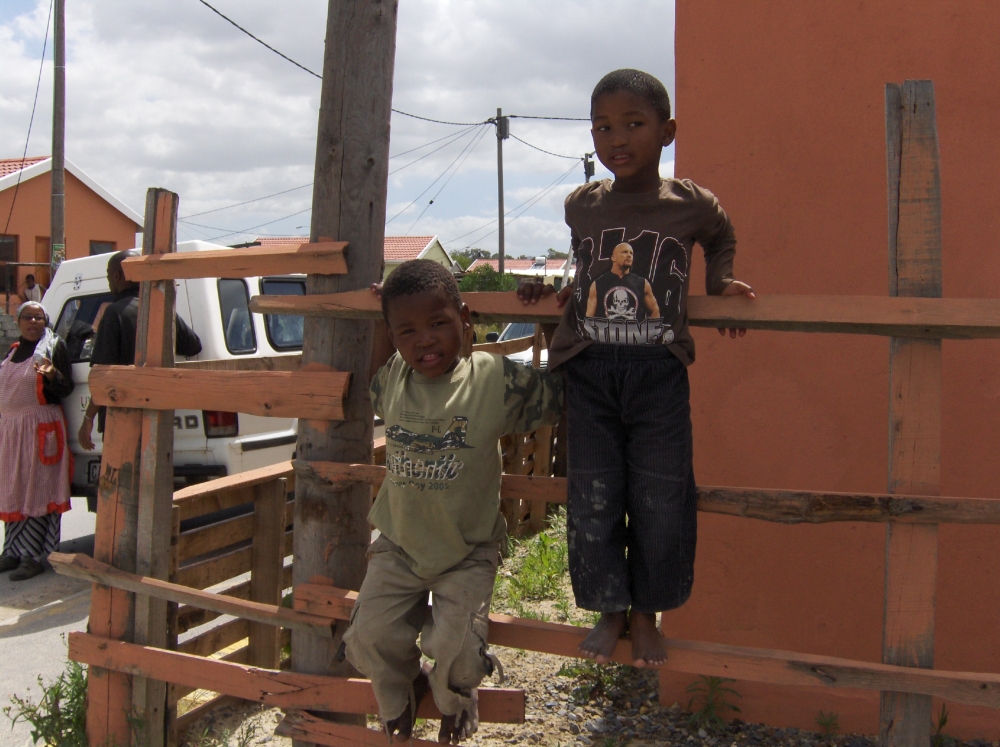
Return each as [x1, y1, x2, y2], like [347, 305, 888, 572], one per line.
[254, 235, 442, 263]
[0, 156, 48, 178]
[468, 258, 569, 274]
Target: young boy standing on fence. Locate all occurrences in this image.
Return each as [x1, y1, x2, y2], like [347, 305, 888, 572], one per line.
[343, 260, 563, 744]
[519, 69, 754, 667]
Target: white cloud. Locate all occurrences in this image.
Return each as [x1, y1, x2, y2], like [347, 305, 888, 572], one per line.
[1, 0, 677, 254]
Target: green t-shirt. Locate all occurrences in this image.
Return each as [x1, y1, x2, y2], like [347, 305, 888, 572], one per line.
[370, 351, 563, 579]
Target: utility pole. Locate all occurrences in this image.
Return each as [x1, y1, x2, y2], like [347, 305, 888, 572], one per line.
[294, 1, 397, 741]
[584, 152, 595, 183]
[50, 0, 66, 279]
[495, 108, 509, 274]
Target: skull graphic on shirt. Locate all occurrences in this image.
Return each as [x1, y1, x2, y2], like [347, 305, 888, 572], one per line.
[604, 286, 638, 320]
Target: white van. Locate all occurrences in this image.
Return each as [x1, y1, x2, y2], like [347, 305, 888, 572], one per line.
[41, 240, 305, 509]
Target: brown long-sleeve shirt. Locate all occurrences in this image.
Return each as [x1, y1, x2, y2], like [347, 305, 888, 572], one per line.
[548, 178, 737, 370]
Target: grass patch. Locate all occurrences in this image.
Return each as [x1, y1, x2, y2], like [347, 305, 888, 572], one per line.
[494, 508, 570, 616]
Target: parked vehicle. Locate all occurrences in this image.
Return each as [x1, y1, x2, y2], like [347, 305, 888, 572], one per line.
[41, 241, 305, 509]
[493, 322, 545, 369]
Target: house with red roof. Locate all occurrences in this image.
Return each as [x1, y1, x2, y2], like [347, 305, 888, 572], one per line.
[467, 257, 572, 287]
[255, 235, 456, 279]
[0, 156, 142, 300]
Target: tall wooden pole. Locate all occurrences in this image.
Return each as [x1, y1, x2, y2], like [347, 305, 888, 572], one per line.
[880, 79, 941, 747]
[496, 108, 507, 274]
[293, 0, 397, 738]
[50, 0, 65, 274]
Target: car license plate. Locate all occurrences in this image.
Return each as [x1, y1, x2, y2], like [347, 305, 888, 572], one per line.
[88, 460, 101, 485]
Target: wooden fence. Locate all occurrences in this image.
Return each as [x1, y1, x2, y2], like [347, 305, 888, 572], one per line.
[48, 79, 1000, 747]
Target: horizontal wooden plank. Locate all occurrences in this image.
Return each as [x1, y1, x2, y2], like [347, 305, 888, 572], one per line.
[175, 564, 292, 633]
[170, 644, 248, 705]
[121, 241, 348, 281]
[69, 633, 525, 722]
[177, 618, 249, 658]
[175, 355, 301, 372]
[251, 291, 1000, 338]
[89, 367, 349, 420]
[177, 531, 291, 589]
[471, 335, 535, 356]
[302, 462, 1000, 524]
[293, 585, 1000, 709]
[173, 462, 294, 522]
[49, 553, 327, 637]
[177, 501, 293, 561]
[277, 712, 439, 747]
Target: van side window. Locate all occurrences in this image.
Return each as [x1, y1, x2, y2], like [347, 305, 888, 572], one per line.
[54, 293, 117, 362]
[260, 278, 305, 350]
[218, 279, 256, 355]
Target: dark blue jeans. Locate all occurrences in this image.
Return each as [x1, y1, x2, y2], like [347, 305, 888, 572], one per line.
[564, 344, 697, 614]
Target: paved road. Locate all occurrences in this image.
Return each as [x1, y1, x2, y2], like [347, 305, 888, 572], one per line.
[0, 498, 95, 747]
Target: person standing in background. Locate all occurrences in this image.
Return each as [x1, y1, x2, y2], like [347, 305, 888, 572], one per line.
[22, 274, 44, 303]
[0, 302, 74, 581]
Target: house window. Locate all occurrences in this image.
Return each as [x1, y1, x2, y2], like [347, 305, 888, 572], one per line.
[90, 241, 116, 255]
[0, 234, 17, 294]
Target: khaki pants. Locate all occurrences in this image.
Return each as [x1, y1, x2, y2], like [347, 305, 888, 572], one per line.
[343, 535, 500, 723]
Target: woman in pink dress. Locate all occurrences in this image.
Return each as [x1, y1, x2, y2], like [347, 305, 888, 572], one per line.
[0, 301, 74, 581]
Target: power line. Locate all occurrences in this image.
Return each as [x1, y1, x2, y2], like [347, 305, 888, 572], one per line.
[404, 126, 492, 235]
[509, 114, 590, 122]
[389, 125, 482, 176]
[203, 206, 312, 242]
[509, 134, 582, 161]
[386, 125, 489, 224]
[445, 160, 581, 246]
[392, 110, 487, 127]
[2, 0, 53, 244]
[180, 182, 312, 219]
[390, 127, 480, 159]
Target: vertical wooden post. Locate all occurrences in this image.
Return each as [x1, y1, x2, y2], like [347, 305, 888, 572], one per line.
[293, 0, 397, 738]
[249, 478, 287, 669]
[880, 80, 942, 747]
[166, 504, 180, 747]
[132, 188, 180, 747]
[527, 326, 550, 533]
[86, 407, 143, 747]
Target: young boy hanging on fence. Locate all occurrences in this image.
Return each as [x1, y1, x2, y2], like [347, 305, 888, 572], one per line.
[518, 69, 755, 667]
[343, 259, 564, 744]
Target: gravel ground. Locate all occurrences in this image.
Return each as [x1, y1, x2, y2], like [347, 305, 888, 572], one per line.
[177, 516, 996, 747]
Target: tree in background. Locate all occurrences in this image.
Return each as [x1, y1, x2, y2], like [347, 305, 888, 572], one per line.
[546, 248, 568, 260]
[458, 264, 518, 292]
[451, 247, 495, 270]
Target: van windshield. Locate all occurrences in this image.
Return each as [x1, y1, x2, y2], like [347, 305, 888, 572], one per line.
[260, 278, 305, 350]
[54, 293, 117, 362]
[499, 322, 535, 341]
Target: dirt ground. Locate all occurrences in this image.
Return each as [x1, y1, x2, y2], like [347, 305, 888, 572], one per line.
[178, 512, 997, 747]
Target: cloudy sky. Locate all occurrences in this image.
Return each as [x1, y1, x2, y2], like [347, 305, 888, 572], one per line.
[1, 0, 675, 257]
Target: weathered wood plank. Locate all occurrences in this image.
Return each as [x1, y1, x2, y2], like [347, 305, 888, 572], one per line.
[302, 462, 1000, 524]
[175, 564, 292, 633]
[173, 461, 294, 523]
[880, 79, 943, 747]
[276, 711, 440, 747]
[252, 290, 1000, 338]
[175, 355, 302, 372]
[249, 479, 286, 668]
[471, 335, 534, 356]
[293, 585, 1000, 710]
[169, 645, 249, 705]
[121, 241, 348, 281]
[86, 406, 143, 747]
[177, 618, 249, 658]
[132, 188, 180, 747]
[176, 531, 291, 590]
[89, 367, 350, 420]
[51, 553, 328, 637]
[177, 500, 293, 561]
[69, 633, 526, 722]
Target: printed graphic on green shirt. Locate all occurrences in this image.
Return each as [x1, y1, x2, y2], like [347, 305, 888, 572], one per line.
[575, 228, 688, 345]
[385, 415, 471, 489]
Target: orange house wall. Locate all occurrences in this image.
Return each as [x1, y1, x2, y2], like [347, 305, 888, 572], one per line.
[0, 170, 139, 292]
[663, 1, 1000, 739]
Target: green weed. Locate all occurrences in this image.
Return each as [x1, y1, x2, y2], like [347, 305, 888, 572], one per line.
[932, 703, 956, 747]
[4, 656, 90, 747]
[557, 659, 632, 702]
[816, 710, 840, 735]
[685, 675, 741, 732]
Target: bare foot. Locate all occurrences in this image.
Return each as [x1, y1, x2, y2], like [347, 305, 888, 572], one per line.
[438, 689, 479, 744]
[629, 610, 668, 668]
[578, 611, 628, 664]
[385, 664, 431, 742]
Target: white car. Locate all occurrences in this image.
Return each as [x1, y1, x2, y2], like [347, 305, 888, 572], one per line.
[493, 322, 546, 370]
[42, 241, 304, 509]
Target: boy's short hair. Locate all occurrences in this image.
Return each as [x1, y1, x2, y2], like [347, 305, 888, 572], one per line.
[25, 274, 35, 282]
[591, 69, 671, 122]
[381, 259, 462, 320]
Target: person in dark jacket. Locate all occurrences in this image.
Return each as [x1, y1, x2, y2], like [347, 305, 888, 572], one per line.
[0, 302, 75, 581]
[77, 249, 202, 449]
